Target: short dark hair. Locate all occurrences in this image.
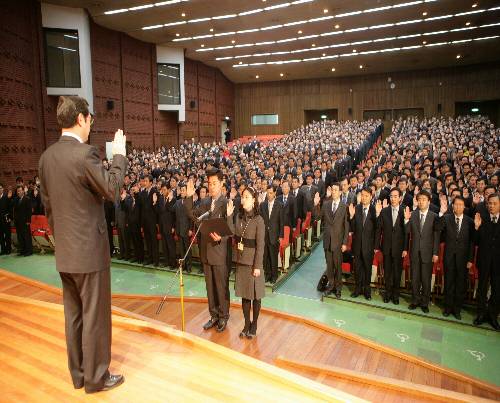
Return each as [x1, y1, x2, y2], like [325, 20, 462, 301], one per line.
[390, 188, 402, 197]
[417, 189, 431, 201]
[56, 96, 90, 128]
[361, 187, 372, 195]
[330, 182, 340, 190]
[453, 196, 465, 205]
[207, 168, 223, 182]
[487, 193, 499, 202]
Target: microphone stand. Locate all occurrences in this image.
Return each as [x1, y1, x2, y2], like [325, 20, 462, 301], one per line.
[156, 218, 204, 332]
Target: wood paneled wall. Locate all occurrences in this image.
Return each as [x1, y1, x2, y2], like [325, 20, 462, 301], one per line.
[234, 63, 500, 137]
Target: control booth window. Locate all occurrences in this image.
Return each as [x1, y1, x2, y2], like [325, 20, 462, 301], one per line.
[251, 114, 279, 125]
[158, 63, 181, 105]
[44, 28, 81, 88]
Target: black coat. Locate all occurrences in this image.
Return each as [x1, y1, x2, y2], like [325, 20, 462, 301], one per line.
[277, 193, 297, 229]
[174, 198, 191, 237]
[313, 200, 349, 252]
[0, 193, 13, 223]
[158, 195, 176, 234]
[350, 204, 378, 261]
[438, 213, 474, 266]
[260, 199, 284, 245]
[140, 188, 159, 226]
[474, 215, 500, 271]
[122, 194, 141, 229]
[405, 209, 440, 263]
[375, 206, 408, 256]
[13, 195, 32, 225]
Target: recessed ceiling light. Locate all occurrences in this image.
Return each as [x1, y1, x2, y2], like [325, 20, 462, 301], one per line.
[231, 40, 236, 43]
[181, 12, 186, 17]
[239, 61, 242, 64]
[335, 24, 340, 29]
[472, 3, 477, 7]
[422, 40, 427, 44]
[201, 44, 205, 47]
[359, 64, 363, 69]
[422, 11, 427, 16]
[323, 9, 328, 14]
[456, 54, 461, 59]
[280, 73, 284, 77]
[255, 75, 259, 78]
[298, 30, 302, 34]
[210, 28, 214, 32]
[352, 49, 357, 52]
[322, 53, 326, 56]
[331, 67, 336, 71]
[312, 43, 316, 47]
[465, 21, 471, 26]
[175, 33, 180, 37]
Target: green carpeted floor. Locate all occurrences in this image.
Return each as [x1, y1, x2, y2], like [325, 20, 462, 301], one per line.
[1, 252, 499, 386]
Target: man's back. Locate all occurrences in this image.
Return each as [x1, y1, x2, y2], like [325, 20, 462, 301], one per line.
[39, 136, 127, 273]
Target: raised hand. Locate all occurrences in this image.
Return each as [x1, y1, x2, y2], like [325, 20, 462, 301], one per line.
[439, 194, 448, 214]
[382, 198, 388, 208]
[404, 206, 411, 221]
[186, 178, 195, 197]
[472, 192, 481, 206]
[227, 199, 234, 216]
[168, 189, 174, 201]
[209, 232, 221, 242]
[229, 187, 237, 200]
[111, 129, 126, 156]
[313, 192, 321, 206]
[152, 192, 158, 205]
[474, 212, 482, 229]
[375, 199, 382, 216]
[120, 189, 127, 201]
[326, 186, 332, 198]
[348, 203, 356, 218]
[356, 192, 362, 204]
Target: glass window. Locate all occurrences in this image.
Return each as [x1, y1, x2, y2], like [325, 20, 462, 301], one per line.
[251, 114, 279, 125]
[44, 28, 81, 88]
[158, 63, 181, 105]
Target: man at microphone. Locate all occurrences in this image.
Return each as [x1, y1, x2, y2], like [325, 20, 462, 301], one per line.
[38, 96, 127, 393]
[185, 169, 230, 332]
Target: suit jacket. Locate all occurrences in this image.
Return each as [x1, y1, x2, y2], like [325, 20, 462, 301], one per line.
[323, 169, 337, 188]
[227, 212, 265, 269]
[13, 195, 32, 225]
[401, 192, 413, 208]
[300, 184, 318, 214]
[260, 199, 284, 245]
[313, 199, 349, 252]
[38, 136, 127, 273]
[0, 193, 12, 223]
[277, 194, 297, 229]
[474, 215, 500, 271]
[292, 188, 306, 220]
[140, 188, 159, 227]
[122, 194, 141, 229]
[174, 198, 191, 237]
[158, 194, 176, 234]
[405, 209, 440, 264]
[438, 213, 474, 265]
[313, 179, 326, 198]
[184, 194, 228, 265]
[375, 205, 408, 256]
[340, 191, 356, 206]
[349, 204, 378, 260]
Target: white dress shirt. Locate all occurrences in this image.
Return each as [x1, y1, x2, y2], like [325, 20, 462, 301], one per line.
[62, 131, 84, 143]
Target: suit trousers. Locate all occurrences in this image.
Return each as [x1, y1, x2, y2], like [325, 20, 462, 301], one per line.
[411, 251, 433, 307]
[179, 235, 192, 271]
[443, 254, 467, 313]
[477, 259, 500, 318]
[324, 248, 343, 292]
[15, 222, 32, 255]
[354, 253, 372, 295]
[161, 230, 176, 267]
[129, 225, 144, 262]
[59, 269, 111, 393]
[0, 219, 11, 254]
[203, 263, 230, 321]
[143, 222, 159, 265]
[263, 241, 279, 282]
[383, 252, 403, 299]
[117, 225, 130, 259]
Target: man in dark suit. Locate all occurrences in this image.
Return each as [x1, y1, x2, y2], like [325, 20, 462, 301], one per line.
[291, 176, 306, 221]
[158, 182, 177, 268]
[140, 175, 160, 267]
[122, 184, 144, 263]
[38, 96, 125, 393]
[300, 173, 318, 215]
[348, 188, 379, 300]
[185, 169, 231, 332]
[115, 189, 129, 260]
[278, 181, 297, 230]
[340, 177, 357, 206]
[473, 193, 500, 330]
[313, 183, 349, 298]
[404, 190, 440, 313]
[0, 184, 13, 255]
[174, 183, 193, 273]
[313, 168, 326, 198]
[375, 188, 408, 304]
[260, 185, 284, 284]
[373, 174, 389, 205]
[13, 185, 33, 256]
[438, 196, 474, 320]
[104, 199, 115, 256]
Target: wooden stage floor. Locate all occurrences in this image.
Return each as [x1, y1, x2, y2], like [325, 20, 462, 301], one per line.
[0, 270, 499, 402]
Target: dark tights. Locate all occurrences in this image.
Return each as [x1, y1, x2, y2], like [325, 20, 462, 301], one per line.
[242, 298, 261, 330]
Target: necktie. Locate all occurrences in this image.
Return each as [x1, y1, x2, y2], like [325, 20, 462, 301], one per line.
[392, 208, 398, 226]
[455, 216, 460, 236]
[283, 196, 287, 205]
[420, 213, 425, 232]
[332, 203, 337, 215]
[493, 216, 498, 224]
[210, 198, 216, 212]
[362, 208, 367, 226]
[342, 194, 347, 204]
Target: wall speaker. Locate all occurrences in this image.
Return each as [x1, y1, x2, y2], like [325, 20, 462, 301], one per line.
[190, 100, 196, 109]
[348, 107, 352, 115]
[437, 103, 442, 113]
[106, 100, 114, 111]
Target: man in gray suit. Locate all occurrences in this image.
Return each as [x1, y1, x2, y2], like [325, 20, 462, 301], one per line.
[404, 190, 440, 313]
[38, 96, 127, 393]
[185, 169, 231, 332]
[313, 182, 349, 298]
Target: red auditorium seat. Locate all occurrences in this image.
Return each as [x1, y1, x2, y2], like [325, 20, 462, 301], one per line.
[279, 225, 291, 272]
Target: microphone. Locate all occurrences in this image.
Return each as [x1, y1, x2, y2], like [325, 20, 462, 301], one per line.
[197, 210, 211, 221]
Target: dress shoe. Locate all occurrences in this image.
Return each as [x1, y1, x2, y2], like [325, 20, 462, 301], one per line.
[197, 269, 204, 275]
[383, 296, 390, 303]
[443, 310, 450, 317]
[23, 252, 33, 257]
[490, 317, 500, 331]
[216, 319, 227, 333]
[473, 315, 486, 326]
[239, 326, 250, 338]
[322, 290, 332, 298]
[246, 321, 257, 339]
[392, 298, 399, 305]
[203, 317, 218, 330]
[453, 312, 462, 321]
[335, 291, 341, 299]
[143, 260, 152, 266]
[421, 306, 429, 313]
[364, 294, 372, 301]
[350, 291, 360, 298]
[86, 374, 124, 393]
[408, 304, 418, 310]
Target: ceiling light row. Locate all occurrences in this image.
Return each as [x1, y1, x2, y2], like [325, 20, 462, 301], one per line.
[105, 0, 189, 15]
[232, 35, 499, 67]
[214, 22, 500, 60]
[172, 0, 442, 40]
[142, 0, 314, 30]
